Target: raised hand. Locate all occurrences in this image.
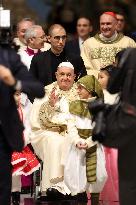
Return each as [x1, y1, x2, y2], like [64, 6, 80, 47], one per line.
[49, 87, 60, 107]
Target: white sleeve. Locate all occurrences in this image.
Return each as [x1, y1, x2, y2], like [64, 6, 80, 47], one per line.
[23, 100, 32, 146]
[67, 114, 86, 146]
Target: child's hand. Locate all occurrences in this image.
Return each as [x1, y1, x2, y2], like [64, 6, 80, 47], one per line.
[76, 142, 88, 149]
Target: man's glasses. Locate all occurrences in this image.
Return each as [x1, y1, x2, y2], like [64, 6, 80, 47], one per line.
[53, 35, 67, 41]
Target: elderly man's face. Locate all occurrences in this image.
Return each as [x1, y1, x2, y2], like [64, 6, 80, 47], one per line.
[30, 27, 46, 49]
[100, 14, 117, 38]
[55, 67, 75, 91]
[17, 20, 34, 44]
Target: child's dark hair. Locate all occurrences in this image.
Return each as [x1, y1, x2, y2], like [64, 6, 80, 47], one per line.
[115, 49, 127, 64]
[100, 65, 116, 76]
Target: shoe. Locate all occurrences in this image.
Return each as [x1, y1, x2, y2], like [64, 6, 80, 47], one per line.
[21, 186, 31, 194]
[36, 195, 51, 203]
[12, 192, 20, 205]
[64, 194, 77, 201]
[77, 192, 88, 202]
[46, 188, 65, 200]
[91, 193, 99, 205]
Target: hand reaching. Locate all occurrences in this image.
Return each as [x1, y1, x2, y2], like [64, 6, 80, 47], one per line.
[76, 141, 88, 149]
[0, 65, 16, 86]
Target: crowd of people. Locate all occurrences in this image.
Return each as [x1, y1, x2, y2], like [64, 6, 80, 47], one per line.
[0, 9, 136, 205]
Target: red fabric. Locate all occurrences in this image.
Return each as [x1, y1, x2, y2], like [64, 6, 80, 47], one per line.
[12, 146, 40, 175]
[103, 11, 117, 19]
[100, 147, 119, 204]
[21, 175, 32, 186]
[25, 47, 41, 56]
[11, 102, 40, 176]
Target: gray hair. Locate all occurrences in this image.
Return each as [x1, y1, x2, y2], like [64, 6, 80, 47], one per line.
[24, 25, 43, 41]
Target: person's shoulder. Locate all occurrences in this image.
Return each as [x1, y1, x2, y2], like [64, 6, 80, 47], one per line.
[44, 81, 57, 93]
[70, 99, 81, 107]
[38, 49, 50, 57]
[67, 52, 80, 58]
[66, 38, 79, 45]
[18, 49, 28, 58]
[65, 38, 79, 53]
[41, 42, 51, 52]
[3, 46, 20, 60]
[69, 99, 85, 116]
[82, 36, 96, 48]
[0, 46, 26, 70]
[119, 34, 136, 46]
[66, 53, 84, 69]
[66, 50, 82, 60]
[122, 34, 135, 41]
[32, 49, 51, 61]
[84, 36, 95, 43]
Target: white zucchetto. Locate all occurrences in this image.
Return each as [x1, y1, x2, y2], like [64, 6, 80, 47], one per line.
[57, 62, 74, 70]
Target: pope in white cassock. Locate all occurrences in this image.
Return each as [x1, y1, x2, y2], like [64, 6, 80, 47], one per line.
[30, 62, 79, 200]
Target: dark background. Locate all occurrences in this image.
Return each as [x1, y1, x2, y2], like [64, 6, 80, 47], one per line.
[1, 0, 136, 37]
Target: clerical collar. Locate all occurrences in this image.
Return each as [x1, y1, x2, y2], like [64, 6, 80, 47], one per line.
[50, 48, 63, 56]
[55, 53, 60, 56]
[26, 47, 40, 56]
[99, 31, 118, 43]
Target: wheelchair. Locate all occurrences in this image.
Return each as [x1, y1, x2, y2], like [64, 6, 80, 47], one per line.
[32, 161, 43, 200]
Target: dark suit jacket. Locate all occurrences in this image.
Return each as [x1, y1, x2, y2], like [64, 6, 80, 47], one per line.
[30, 48, 87, 86]
[0, 46, 45, 152]
[65, 38, 80, 56]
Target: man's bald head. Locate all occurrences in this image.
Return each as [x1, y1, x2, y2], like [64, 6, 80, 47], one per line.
[100, 12, 117, 38]
[48, 24, 67, 55]
[48, 24, 66, 36]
